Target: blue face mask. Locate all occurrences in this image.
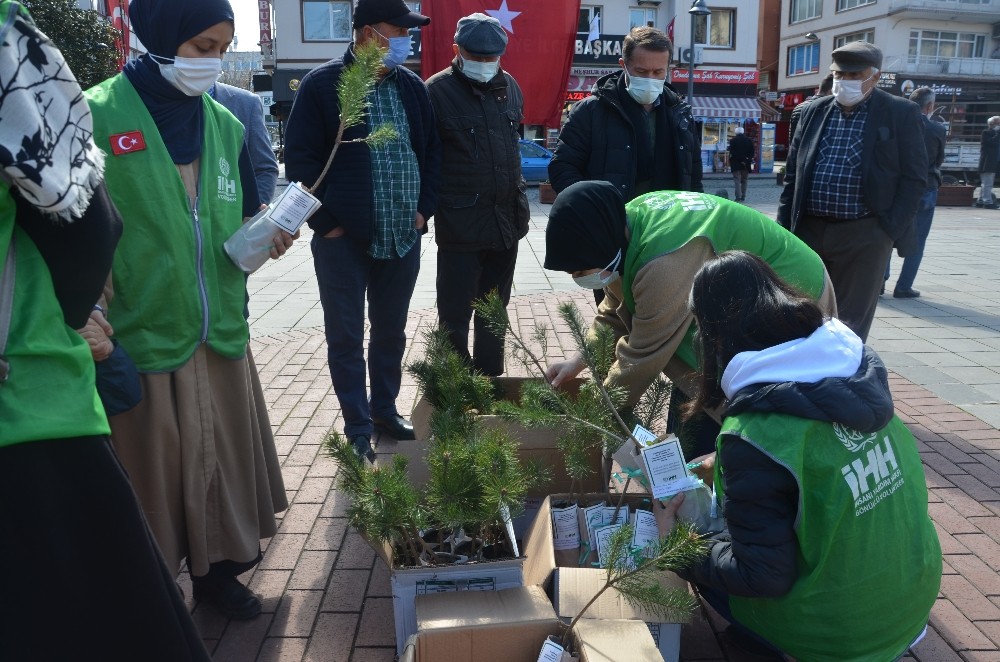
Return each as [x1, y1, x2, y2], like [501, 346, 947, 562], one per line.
[371, 27, 412, 68]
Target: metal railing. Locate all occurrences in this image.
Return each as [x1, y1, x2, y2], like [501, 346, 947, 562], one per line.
[883, 54, 1000, 76]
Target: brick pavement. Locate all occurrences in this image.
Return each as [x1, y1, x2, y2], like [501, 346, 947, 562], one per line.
[189, 177, 1000, 660]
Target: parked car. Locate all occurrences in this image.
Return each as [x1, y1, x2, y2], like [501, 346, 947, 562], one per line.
[519, 139, 554, 184]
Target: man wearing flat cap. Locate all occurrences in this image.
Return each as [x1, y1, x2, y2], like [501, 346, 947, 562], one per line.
[426, 13, 529, 376]
[778, 41, 927, 341]
[285, 0, 441, 458]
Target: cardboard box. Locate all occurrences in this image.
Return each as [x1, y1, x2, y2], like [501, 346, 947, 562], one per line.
[391, 377, 606, 495]
[400, 586, 662, 662]
[523, 494, 691, 662]
[399, 586, 563, 662]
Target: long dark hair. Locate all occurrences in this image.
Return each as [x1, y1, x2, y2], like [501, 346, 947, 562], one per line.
[683, 251, 825, 418]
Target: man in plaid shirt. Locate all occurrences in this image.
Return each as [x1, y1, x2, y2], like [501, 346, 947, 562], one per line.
[285, 0, 441, 460]
[777, 42, 926, 341]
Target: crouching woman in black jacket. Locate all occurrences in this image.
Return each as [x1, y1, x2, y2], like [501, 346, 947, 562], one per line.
[657, 250, 941, 662]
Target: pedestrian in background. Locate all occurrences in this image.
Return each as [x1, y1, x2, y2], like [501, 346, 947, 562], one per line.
[426, 13, 529, 376]
[727, 127, 754, 202]
[284, 0, 441, 458]
[85, 0, 292, 621]
[977, 115, 1000, 209]
[0, 1, 209, 658]
[885, 87, 946, 299]
[212, 81, 280, 204]
[777, 41, 926, 341]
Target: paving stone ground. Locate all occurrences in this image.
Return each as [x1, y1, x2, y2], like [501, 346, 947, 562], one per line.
[186, 174, 1000, 661]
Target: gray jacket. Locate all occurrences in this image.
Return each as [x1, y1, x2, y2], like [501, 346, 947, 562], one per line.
[212, 82, 279, 204]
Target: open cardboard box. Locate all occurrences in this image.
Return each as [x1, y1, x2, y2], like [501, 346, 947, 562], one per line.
[399, 586, 662, 662]
[390, 376, 606, 495]
[523, 493, 692, 662]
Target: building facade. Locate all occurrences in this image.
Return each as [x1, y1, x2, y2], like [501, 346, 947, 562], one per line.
[777, 0, 1000, 152]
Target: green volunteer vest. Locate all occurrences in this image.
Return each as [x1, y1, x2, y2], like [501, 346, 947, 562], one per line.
[85, 75, 248, 372]
[0, 188, 109, 447]
[717, 412, 941, 661]
[622, 191, 827, 369]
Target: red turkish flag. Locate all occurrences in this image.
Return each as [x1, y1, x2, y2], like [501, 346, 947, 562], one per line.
[422, 0, 581, 128]
[105, 0, 130, 70]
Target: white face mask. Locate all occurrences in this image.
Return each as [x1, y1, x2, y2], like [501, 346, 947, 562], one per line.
[155, 54, 222, 97]
[832, 70, 877, 108]
[573, 249, 622, 290]
[460, 56, 500, 83]
[993, 125, 1000, 131]
[625, 69, 665, 106]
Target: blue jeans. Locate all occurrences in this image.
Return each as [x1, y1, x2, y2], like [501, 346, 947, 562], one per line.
[311, 233, 420, 437]
[885, 188, 936, 291]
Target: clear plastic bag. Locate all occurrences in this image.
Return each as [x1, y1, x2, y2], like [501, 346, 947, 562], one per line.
[224, 182, 321, 274]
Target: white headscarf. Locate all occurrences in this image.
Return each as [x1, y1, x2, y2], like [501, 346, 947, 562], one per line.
[0, 1, 104, 221]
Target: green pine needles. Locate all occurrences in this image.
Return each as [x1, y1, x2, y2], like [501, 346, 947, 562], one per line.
[561, 520, 706, 647]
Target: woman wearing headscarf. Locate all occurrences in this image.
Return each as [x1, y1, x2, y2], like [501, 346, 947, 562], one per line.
[83, 0, 289, 620]
[655, 251, 940, 661]
[543, 182, 837, 457]
[0, 2, 209, 658]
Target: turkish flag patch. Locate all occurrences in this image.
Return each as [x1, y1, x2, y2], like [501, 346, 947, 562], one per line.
[109, 130, 146, 156]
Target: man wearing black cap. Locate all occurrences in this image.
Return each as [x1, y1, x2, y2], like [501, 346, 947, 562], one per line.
[426, 13, 529, 376]
[285, 0, 441, 458]
[778, 41, 927, 342]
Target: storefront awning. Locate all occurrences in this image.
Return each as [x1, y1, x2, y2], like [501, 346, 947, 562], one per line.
[690, 96, 779, 122]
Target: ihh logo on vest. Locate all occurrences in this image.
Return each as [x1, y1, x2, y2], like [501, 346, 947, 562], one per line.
[840, 434, 905, 517]
[217, 157, 237, 203]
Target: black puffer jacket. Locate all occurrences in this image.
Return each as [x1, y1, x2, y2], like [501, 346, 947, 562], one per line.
[426, 62, 529, 252]
[548, 71, 702, 201]
[684, 347, 895, 598]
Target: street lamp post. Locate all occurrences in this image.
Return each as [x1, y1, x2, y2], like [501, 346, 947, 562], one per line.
[687, 0, 711, 104]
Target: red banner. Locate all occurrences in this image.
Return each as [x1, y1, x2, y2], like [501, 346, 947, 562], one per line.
[421, 0, 581, 128]
[259, 0, 273, 47]
[670, 69, 759, 85]
[105, 0, 129, 70]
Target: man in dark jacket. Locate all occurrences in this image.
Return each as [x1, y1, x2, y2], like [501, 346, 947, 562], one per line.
[885, 87, 946, 298]
[977, 115, 1000, 208]
[548, 26, 702, 202]
[284, 0, 441, 457]
[787, 73, 832, 144]
[777, 41, 927, 341]
[426, 13, 529, 376]
[727, 127, 754, 202]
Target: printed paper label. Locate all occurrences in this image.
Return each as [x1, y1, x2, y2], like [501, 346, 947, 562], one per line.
[631, 423, 659, 447]
[631, 509, 660, 558]
[593, 522, 624, 568]
[581, 502, 607, 547]
[537, 637, 566, 662]
[552, 504, 581, 551]
[267, 181, 321, 234]
[640, 438, 699, 499]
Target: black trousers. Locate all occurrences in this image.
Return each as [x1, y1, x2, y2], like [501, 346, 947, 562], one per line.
[0, 436, 210, 661]
[437, 244, 519, 376]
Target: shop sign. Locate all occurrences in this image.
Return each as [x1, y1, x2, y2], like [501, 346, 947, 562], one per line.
[258, 0, 272, 47]
[566, 91, 591, 102]
[574, 34, 626, 64]
[671, 69, 759, 84]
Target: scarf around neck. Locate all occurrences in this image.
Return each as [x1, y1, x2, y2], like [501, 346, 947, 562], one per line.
[0, 0, 103, 221]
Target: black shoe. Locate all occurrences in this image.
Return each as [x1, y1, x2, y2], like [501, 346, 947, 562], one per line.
[987, 203, 1000, 210]
[350, 434, 376, 462]
[373, 414, 416, 440]
[192, 576, 261, 620]
[975, 200, 985, 207]
[880, 282, 885, 295]
[894, 288, 921, 298]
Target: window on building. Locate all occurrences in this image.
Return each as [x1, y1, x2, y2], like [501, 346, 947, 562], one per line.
[629, 7, 656, 30]
[579, 5, 603, 35]
[789, 0, 821, 23]
[837, 0, 875, 10]
[909, 29, 986, 60]
[303, 0, 352, 41]
[787, 42, 820, 76]
[834, 30, 875, 49]
[694, 8, 734, 48]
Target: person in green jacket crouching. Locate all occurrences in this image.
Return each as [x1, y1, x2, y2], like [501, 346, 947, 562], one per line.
[657, 250, 941, 661]
[0, 2, 209, 659]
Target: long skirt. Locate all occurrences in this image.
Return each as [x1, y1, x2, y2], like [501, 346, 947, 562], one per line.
[110, 345, 287, 577]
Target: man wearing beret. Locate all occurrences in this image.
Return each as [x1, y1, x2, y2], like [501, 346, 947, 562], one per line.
[778, 41, 927, 341]
[285, 0, 441, 459]
[426, 13, 529, 376]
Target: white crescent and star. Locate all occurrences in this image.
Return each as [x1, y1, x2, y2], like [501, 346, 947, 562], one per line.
[486, 0, 521, 33]
[117, 135, 139, 151]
